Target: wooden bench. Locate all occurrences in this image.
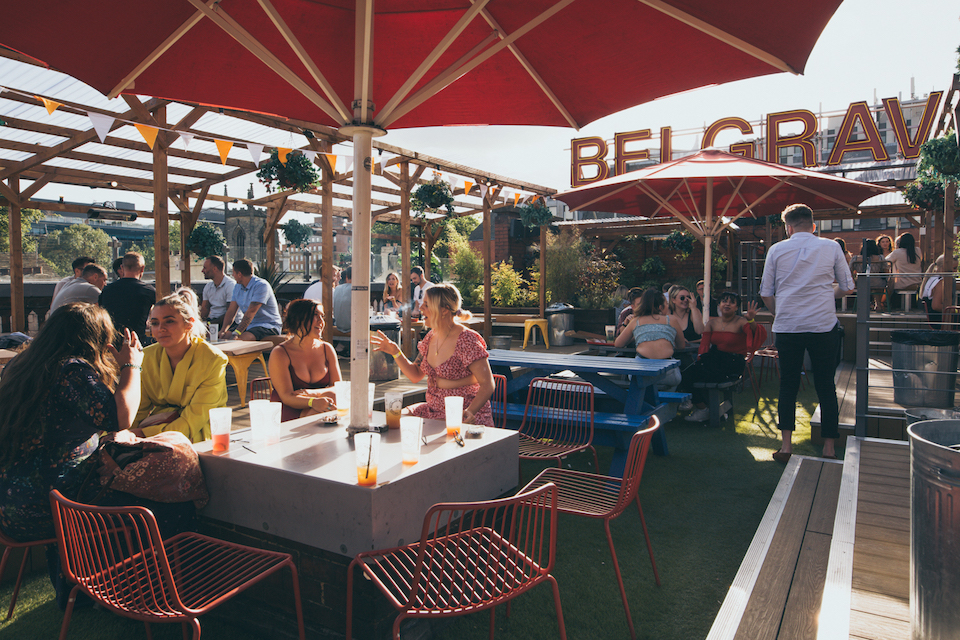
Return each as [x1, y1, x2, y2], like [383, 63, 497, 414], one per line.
[692, 378, 742, 428]
[706, 455, 842, 640]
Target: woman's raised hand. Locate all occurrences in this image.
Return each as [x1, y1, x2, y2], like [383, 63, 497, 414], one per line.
[109, 328, 144, 368]
[745, 300, 759, 321]
[369, 330, 399, 356]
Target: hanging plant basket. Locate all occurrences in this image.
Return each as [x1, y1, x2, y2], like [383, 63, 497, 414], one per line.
[186, 223, 227, 258]
[256, 149, 320, 193]
[519, 200, 554, 228]
[412, 177, 455, 217]
[662, 230, 695, 260]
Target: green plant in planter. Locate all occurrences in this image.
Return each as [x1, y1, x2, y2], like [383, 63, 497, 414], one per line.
[491, 260, 528, 307]
[256, 149, 320, 193]
[412, 176, 454, 217]
[662, 230, 695, 261]
[186, 222, 227, 258]
[254, 261, 294, 294]
[577, 250, 623, 308]
[518, 199, 553, 228]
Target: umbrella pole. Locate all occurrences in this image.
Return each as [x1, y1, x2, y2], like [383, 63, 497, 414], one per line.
[343, 125, 383, 428]
[703, 179, 713, 323]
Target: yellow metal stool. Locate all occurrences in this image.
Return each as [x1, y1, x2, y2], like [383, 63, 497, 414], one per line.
[522, 318, 550, 349]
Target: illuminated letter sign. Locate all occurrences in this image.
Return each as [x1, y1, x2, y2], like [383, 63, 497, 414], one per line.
[660, 127, 673, 163]
[702, 117, 755, 158]
[766, 110, 818, 166]
[826, 101, 889, 165]
[571, 136, 609, 188]
[883, 92, 943, 159]
[614, 129, 651, 176]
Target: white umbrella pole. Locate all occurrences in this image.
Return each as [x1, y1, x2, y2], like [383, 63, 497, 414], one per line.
[703, 178, 713, 322]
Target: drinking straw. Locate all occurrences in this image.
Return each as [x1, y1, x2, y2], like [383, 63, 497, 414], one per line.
[364, 435, 373, 479]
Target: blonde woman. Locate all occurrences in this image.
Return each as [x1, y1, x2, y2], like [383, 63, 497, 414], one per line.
[371, 284, 495, 426]
[135, 294, 228, 443]
[668, 284, 703, 342]
[382, 271, 402, 314]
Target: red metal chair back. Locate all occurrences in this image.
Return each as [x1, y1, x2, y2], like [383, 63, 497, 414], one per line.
[0, 529, 57, 619]
[249, 376, 273, 401]
[615, 417, 660, 519]
[519, 377, 594, 446]
[491, 373, 507, 429]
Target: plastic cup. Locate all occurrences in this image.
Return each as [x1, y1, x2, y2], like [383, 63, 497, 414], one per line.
[400, 418, 423, 464]
[385, 392, 403, 429]
[355, 432, 380, 486]
[445, 396, 463, 436]
[605, 325, 616, 341]
[334, 381, 350, 423]
[250, 400, 281, 444]
[208, 323, 219, 343]
[209, 407, 232, 452]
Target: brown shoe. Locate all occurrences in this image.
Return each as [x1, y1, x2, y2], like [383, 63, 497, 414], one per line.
[773, 451, 792, 463]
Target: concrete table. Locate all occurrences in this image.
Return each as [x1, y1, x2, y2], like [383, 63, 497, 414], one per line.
[195, 412, 519, 557]
[212, 340, 273, 406]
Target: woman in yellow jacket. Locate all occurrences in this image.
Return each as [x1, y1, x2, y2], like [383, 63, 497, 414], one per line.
[134, 293, 227, 443]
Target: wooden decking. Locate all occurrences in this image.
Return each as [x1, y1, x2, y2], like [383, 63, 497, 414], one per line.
[811, 360, 912, 442]
[709, 437, 912, 640]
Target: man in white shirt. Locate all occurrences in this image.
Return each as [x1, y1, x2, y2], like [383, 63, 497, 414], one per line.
[410, 266, 433, 319]
[303, 265, 341, 302]
[52, 256, 95, 299]
[200, 256, 238, 330]
[50, 263, 107, 312]
[760, 204, 855, 461]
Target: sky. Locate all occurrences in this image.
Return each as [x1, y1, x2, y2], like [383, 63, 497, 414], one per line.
[20, 0, 960, 222]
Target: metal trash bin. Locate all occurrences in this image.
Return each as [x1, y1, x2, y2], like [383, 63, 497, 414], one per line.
[891, 330, 960, 408]
[907, 419, 960, 640]
[545, 302, 574, 347]
[490, 335, 512, 350]
[369, 317, 400, 381]
[905, 408, 960, 427]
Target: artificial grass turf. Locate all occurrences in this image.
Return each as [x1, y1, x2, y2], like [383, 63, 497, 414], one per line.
[0, 375, 826, 640]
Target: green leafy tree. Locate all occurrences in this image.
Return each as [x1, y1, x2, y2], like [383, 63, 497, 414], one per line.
[903, 130, 960, 212]
[40, 224, 111, 276]
[129, 242, 155, 270]
[0, 206, 45, 253]
[447, 227, 483, 306]
[544, 227, 583, 304]
[578, 250, 624, 308]
[491, 259, 528, 307]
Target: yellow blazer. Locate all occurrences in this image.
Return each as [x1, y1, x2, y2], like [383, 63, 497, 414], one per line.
[135, 336, 228, 443]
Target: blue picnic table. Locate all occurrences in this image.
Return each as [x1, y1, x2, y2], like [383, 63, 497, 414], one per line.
[486, 349, 679, 472]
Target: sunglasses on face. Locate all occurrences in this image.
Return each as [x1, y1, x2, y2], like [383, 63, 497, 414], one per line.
[678, 295, 689, 301]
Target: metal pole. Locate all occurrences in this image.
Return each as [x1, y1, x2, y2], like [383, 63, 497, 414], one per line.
[855, 274, 870, 437]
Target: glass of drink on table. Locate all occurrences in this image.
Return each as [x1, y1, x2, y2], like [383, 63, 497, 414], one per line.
[355, 432, 380, 486]
[334, 381, 350, 423]
[209, 407, 232, 452]
[400, 418, 423, 465]
[444, 396, 463, 436]
[384, 392, 403, 429]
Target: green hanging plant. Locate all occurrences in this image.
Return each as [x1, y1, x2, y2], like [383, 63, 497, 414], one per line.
[518, 199, 554, 228]
[903, 130, 960, 212]
[282, 218, 314, 250]
[662, 230, 695, 260]
[256, 149, 320, 193]
[186, 222, 227, 258]
[412, 176, 455, 217]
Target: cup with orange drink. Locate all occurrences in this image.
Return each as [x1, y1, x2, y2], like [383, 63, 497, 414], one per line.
[209, 407, 232, 452]
[444, 396, 463, 436]
[355, 432, 380, 486]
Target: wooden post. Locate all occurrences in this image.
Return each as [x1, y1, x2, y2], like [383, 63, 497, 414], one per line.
[539, 224, 546, 318]
[943, 181, 957, 312]
[152, 106, 170, 297]
[7, 176, 24, 332]
[266, 206, 278, 267]
[399, 162, 414, 358]
[180, 186, 208, 287]
[482, 191, 492, 341]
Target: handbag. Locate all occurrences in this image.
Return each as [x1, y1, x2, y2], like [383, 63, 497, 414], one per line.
[91, 430, 209, 509]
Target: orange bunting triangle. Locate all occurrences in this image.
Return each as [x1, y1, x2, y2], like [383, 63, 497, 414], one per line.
[278, 148, 292, 164]
[514, 193, 520, 205]
[464, 180, 473, 195]
[135, 124, 159, 149]
[215, 139, 233, 165]
[325, 154, 337, 173]
[38, 97, 62, 115]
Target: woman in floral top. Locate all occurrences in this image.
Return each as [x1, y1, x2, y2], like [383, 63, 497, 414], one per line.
[371, 284, 495, 427]
[0, 303, 143, 542]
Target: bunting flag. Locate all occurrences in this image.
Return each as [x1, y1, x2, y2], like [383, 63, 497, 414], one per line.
[514, 192, 521, 206]
[135, 123, 159, 149]
[278, 147, 292, 164]
[215, 139, 233, 165]
[38, 96, 62, 115]
[0, 86, 5, 95]
[325, 153, 338, 173]
[178, 131, 194, 149]
[303, 150, 317, 163]
[463, 180, 473, 195]
[343, 156, 353, 174]
[479, 184, 489, 200]
[247, 143, 263, 166]
[447, 176, 457, 192]
[87, 111, 115, 143]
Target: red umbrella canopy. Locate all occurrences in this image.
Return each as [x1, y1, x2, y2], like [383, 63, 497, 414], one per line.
[1, 0, 843, 130]
[555, 149, 894, 226]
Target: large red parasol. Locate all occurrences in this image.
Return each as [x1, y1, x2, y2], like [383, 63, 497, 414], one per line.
[555, 149, 894, 315]
[1, 0, 846, 428]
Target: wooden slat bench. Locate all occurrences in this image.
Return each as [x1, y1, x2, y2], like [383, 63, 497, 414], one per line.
[692, 378, 742, 428]
[707, 455, 843, 640]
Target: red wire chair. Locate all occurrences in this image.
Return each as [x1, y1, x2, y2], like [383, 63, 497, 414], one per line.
[248, 376, 273, 401]
[520, 418, 661, 640]
[0, 529, 56, 619]
[518, 377, 599, 471]
[50, 490, 305, 640]
[346, 484, 566, 640]
[491, 373, 508, 429]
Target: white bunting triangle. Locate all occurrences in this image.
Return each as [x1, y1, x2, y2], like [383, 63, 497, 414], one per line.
[479, 184, 489, 199]
[303, 150, 317, 163]
[344, 156, 354, 174]
[87, 111, 115, 144]
[247, 143, 264, 166]
[178, 132, 194, 149]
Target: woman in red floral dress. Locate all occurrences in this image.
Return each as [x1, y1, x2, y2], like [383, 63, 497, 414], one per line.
[371, 284, 495, 427]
